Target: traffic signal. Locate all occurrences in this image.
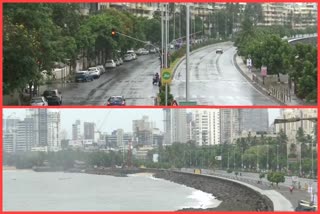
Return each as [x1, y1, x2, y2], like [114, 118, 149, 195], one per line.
[111, 28, 116, 37]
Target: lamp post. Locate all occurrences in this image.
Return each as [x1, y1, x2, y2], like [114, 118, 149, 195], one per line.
[277, 144, 279, 171]
[241, 147, 244, 171]
[267, 143, 269, 171]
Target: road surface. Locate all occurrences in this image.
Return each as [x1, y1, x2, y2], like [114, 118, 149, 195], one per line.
[171, 42, 279, 105]
[40, 54, 160, 106]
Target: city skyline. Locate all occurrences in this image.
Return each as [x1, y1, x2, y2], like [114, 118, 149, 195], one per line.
[3, 109, 280, 138]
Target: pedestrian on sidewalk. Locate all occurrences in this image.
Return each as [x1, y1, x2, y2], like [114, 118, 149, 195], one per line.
[289, 185, 294, 194]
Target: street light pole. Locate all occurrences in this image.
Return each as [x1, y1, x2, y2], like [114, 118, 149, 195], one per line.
[277, 144, 279, 171]
[233, 146, 236, 170]
[186, 4, 190, 101]
[241, 147, 244, 171]
[267, 143, 269, 171]
[257, 145, 259, 172]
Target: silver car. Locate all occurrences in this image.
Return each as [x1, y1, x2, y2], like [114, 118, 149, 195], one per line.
[30, 96, 48, 106]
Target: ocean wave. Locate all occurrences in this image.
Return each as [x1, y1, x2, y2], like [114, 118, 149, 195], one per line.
[184, 190, 221, 209]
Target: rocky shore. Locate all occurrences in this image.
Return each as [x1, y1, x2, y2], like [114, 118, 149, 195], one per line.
[153, 170, 274, 211]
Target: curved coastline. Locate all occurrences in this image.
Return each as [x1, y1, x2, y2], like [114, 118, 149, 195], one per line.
[31, 167, 274, 211]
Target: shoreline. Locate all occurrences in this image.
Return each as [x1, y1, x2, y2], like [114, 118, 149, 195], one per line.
[15, 167, 274, 211]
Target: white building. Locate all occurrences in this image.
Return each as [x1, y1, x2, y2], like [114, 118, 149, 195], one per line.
[47, 111, 61, 151]
[193, 109, 220, 146]
[163, 109, 187, 145]
[72, 120, 81, 140]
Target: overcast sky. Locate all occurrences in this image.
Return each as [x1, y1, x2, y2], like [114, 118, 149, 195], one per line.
[3, 108, 282, 139]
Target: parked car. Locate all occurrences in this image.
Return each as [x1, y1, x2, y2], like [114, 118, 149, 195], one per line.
[75, 70, 93, 82]
[43, 89, 62, 105]
[105, 60, 117, 69]
[30, 96, 48, 106]
[137, 48, 149, 55]
[127, 50, 137, 60]
[88, 67, 101, 78]
[131, 53, 137, 60]
[96, 65, 106, 74]
[216, 48, 223, 54]
[118, 57, 123, 65]
[149, 48, 157, 54]
[124, 54, 133, 62]
[115, 59, 121, 66]
[106, 96, 126, 106]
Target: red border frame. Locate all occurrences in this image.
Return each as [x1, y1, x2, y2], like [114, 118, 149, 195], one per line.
[1, 1, 319, 214]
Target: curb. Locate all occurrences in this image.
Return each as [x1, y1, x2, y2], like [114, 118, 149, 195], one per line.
[232, 54, 286, 106]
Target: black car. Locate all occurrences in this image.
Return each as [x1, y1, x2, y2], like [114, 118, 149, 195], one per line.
[75, 71, 93, 82]
[216, 48, 223, 54]
[43, 89, 62, 105]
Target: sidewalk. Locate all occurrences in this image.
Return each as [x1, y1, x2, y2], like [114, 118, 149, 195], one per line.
[204, 170, 312, 209]
[234, 54, 305, 105]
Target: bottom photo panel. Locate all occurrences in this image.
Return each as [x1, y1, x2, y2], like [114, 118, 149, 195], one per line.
[3, 108, 318, 212]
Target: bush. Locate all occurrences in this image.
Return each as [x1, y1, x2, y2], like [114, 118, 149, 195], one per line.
[227, 169, 233, 173]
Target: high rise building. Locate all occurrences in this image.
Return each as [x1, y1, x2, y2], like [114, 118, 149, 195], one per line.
[239, 109, 269, 133]
[163, 109, 187, 145]
[27, 109, 48, 147]
[84, 122, 95, 140]
[163, 109, 172, 145]
[193, 109, 220, 146]
[186, 112, 195, 142]
[220, 109, 240, 144]
[47, 111, 61, 151]
[133, 116, 153, 145]
[117, 129, 124, 147]
[172, 109, 187, 143]
[72, 120, 81, 140]
[16, 118, 34, 152]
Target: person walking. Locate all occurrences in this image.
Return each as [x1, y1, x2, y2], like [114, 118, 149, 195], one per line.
[289, 185, 294, 194]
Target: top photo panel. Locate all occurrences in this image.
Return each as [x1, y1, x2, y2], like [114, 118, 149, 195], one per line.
[3, 3, 318, 106]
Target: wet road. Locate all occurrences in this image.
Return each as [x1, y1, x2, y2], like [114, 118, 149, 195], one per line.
[171, 42, 279, 105]
[41, 55, 160, 106]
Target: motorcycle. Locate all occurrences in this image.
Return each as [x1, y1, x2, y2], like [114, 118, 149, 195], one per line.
[153, 75, 159, 85]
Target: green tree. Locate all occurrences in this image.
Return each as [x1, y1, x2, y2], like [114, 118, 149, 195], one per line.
[267, 172, 285, 187]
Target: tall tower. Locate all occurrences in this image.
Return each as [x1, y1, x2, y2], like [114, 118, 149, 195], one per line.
[84, 122, 95, 140]
[194, 109, 220, 146]
[239, 109, 269, 133]
[72, 120, 81, 140]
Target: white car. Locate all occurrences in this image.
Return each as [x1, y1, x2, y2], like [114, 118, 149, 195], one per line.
[137, 48, 149, 55]
[105, 60, 117, 68]
[30, 96, 48, 106]
[131, 53, 137, 60]
[96, 65, 106, 74]
[124, 54, 133, 61]
[88, 67, 101, 78]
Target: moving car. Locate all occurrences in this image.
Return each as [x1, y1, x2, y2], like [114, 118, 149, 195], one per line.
[43, 89, 62, 105]
[30, 96, 48, 106]
[105, 60, 117, 68]
[88, 67, 101, 78]
[106, 96, 126, 106]
[75, 70, 93, 82]
[216, 48, 223, 54]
